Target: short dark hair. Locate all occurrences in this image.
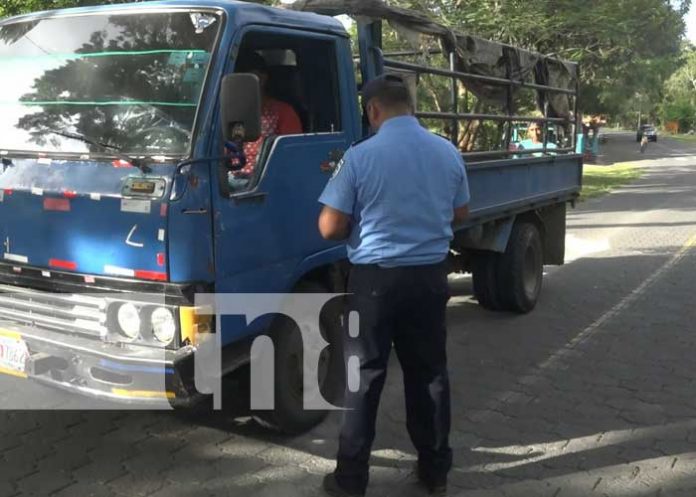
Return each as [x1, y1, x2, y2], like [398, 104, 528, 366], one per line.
[235, 51, 267, 73]
[361, 74, 413, 111]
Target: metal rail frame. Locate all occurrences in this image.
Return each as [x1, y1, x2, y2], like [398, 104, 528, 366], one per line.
[375, 45, 580, 161]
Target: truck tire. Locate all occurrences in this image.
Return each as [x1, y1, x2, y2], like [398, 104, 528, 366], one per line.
[472, 252, 503, 311]
[252, 282, 345, 434]
[496, 222, 543, 313]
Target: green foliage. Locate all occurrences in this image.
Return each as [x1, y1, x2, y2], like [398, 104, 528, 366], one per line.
[663, 45, 696, 103]
[1, 0, 690, 123]
[1, 1, 113, 17]
[0, 0, 278, 18]
[1, 1, 59, 17]
[660, 98, 696, 130]
[392, 0, 687, 117]
[658, 44, 696, 131]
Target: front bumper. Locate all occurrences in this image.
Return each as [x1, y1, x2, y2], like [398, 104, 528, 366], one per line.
[0, 321, 205, 407]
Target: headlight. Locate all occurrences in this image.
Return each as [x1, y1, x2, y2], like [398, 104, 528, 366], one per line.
[117, 303, 141, 339]
[151, 307, 176, 344]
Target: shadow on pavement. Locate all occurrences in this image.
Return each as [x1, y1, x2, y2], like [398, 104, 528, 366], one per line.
[3, 131, 696, 495]
[2, 247, 696, 496]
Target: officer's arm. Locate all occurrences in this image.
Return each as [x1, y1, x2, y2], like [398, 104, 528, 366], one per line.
[319, 206, 352, 240]
[452, 151, 471, 227]
[317, 149, 357, 241]
[453, 204, 469, 226]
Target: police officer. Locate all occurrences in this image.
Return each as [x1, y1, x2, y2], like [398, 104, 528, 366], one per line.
[317, 75, 470, 497]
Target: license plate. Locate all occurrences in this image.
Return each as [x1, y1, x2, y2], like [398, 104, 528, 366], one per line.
[0, 332, 29, 374]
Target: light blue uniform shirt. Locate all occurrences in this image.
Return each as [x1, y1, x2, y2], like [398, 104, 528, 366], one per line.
[319, 116, 470, 267]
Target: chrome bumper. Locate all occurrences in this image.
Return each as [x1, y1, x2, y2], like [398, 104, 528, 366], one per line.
[0, 321, 202, 407]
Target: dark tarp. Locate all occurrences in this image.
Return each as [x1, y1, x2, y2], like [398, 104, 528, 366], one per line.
[289, 0, 577, 119]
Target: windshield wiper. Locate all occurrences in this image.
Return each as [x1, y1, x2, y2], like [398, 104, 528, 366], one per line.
[46, 130, 152, 174]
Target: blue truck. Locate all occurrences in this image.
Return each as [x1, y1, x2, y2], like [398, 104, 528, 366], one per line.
[0, 1, 582, 432]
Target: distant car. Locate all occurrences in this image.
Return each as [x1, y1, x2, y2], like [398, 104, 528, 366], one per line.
[637, 124, 657, 142]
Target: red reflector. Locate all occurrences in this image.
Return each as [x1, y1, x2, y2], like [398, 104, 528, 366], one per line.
[160, 203, 168, 217]
[134, 270, 167, 281]
[49, 259, 77, 271]
[3, 189, 13, 195]
[112, 159, 133, 168]
[44, 198, 70, 211]
[62, 190, 78, 198]
[156, 253, 165, 267]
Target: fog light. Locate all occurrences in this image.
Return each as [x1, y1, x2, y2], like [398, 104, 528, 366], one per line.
[151, 307, 176, 344]
[117, 303, 141, 339]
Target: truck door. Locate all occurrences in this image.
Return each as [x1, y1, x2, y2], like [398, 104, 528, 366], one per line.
[210, 28, 358, 317]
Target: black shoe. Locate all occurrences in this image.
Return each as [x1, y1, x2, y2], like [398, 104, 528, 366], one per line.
[419, 479, 447, 496]
[415, 465, 447, 496]
[322, 473, 365, 497]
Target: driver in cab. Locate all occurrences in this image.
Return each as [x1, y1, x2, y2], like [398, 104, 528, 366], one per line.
[231, 51, 303, 177]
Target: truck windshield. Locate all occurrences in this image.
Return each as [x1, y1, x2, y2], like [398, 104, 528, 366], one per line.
[0, 10, 221, 157]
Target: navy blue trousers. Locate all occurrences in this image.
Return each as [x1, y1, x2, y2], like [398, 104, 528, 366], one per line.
[335, 262, 452, 494]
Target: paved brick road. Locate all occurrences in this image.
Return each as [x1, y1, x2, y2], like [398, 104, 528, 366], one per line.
[2, 132, 696, 496]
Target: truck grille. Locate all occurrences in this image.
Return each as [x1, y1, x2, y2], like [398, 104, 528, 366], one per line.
[0, 284, 107, 337]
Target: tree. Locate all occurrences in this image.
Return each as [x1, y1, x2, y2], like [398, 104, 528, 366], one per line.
[660, 44, 696, 131]
[663, 44, 696, 103]
[2, 0, 689, 122]
[0, 0, 275, 17]
[1, 1, 110, 18]
[387, 0, 686, 120]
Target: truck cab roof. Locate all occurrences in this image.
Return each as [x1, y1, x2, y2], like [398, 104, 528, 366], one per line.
[1, 0, 348, 37]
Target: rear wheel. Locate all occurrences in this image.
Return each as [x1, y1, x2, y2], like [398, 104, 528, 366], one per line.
[472, 252, 503, 311]
[496, 222, 544, 313]
[252, 281, 344, 434]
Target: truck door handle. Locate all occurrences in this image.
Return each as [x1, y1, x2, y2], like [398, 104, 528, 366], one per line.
[232, 191, 268, 204]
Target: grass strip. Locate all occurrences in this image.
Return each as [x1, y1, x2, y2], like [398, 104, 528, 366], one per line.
[581, 163, 642, 200]
[667, 134, 696, 143]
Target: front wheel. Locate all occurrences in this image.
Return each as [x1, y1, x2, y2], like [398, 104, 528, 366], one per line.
[252, 282, 345, 434]
[496, 222, 544, 313]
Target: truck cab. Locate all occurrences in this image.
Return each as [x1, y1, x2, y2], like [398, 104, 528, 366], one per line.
[0, 1, 354, 428]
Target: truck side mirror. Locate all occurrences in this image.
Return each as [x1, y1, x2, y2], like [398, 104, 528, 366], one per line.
[220, 73, 261, 142]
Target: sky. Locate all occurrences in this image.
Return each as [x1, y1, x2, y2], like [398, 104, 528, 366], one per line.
[688, 5, 696, 42]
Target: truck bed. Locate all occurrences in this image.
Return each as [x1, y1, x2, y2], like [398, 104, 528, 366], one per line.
[461, 153, 583, 229]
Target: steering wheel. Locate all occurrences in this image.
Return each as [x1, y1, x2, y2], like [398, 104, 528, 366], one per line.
[130, 125, 191, 146]
[119, 103, 192, 152]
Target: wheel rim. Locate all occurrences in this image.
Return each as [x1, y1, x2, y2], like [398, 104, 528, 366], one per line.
[522, 244, 541, 298]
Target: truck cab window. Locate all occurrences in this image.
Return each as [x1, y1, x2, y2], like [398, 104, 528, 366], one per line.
[225, 32, 342, 193]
